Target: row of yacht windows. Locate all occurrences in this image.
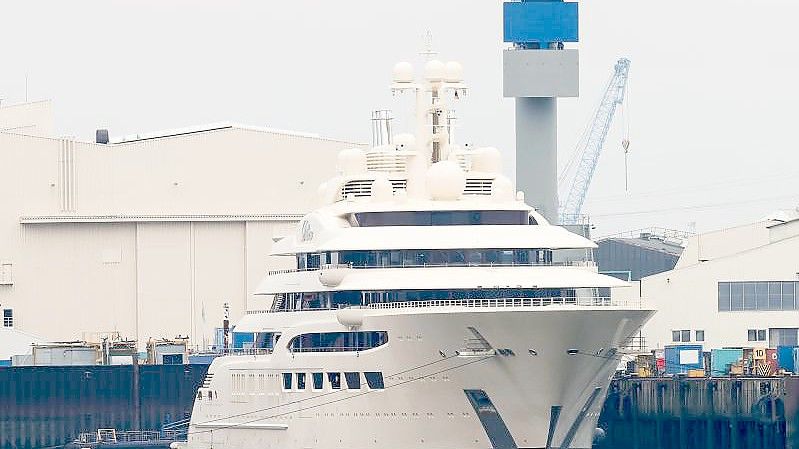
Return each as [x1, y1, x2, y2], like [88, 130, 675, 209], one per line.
[231, 331, 388, 352]
[282, 371, 385, 391]
[288, 331, 388, 352]
[298, 249, 553, 270]
[274, 288, 572, 311]
[352, 211, 533, 227]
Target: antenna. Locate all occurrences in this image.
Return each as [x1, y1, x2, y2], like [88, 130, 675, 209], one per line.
[420, 30, 437, 60]
[25, 73, 29, 102]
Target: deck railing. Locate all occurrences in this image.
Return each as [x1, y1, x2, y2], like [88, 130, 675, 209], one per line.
[365, 297, 642, 309]
[268, 260, 596, 276]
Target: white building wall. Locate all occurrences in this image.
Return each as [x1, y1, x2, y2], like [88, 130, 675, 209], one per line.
[641, 226, 799, 350]
[0, 101, 54, 137]
[0, 113, 363, 350]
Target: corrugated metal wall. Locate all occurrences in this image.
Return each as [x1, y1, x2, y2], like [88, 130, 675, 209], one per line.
[596, 239, 680, 281]
[0, 364, 208, 449]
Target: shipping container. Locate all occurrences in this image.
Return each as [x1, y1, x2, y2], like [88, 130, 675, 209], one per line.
[664, 345, 703, 375]
[777, 345, 796, 373]
[710, 348, 743, 376]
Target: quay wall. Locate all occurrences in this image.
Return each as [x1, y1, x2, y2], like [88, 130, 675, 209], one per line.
[0, 364, 208, 449]
[597, 377, 799, 449]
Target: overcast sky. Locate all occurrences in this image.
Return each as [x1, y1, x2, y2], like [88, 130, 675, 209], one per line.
[2, 0, 798, 236]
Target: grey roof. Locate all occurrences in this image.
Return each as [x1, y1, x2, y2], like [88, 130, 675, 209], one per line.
[598, 236, 684, 257]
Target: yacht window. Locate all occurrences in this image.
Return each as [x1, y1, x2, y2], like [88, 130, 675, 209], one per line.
[339, 249, 549, 268]
[353, 211, 529, 227]
[307, 254, 321, 269]
[282, 373, 292, 390]
[297, 372, 307, 390]
[364, 372, 384, 389]
[344, 372, 361, 389]
[328, 372, 341, 389]
[288, 331, 388, 352]
[312, 372, 324, 390]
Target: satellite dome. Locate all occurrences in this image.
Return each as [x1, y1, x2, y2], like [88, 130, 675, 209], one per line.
[491, 175, 514, 201]
[319, 266, 349, 287]
[445, 61, 464, 83]
[337, 148, 367, 175]
[392, 62, 414, 83]
[371, 175, 393, 201]
[471, 147, 502, 173]
[426, 160, 465, 201]
[393, 133, 416, 150]
[424, 59, 446, 82]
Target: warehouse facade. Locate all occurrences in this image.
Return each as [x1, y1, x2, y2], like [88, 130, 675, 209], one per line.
[640, 214, 799, 349]
[0, 101, 363, 352]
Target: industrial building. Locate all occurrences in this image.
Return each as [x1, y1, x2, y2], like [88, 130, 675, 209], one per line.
[0, 100, 363, 354]
[640, 211, 799, 349]
[596, 229, 685, 281]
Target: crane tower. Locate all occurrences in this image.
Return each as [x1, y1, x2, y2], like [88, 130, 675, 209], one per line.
[559, 58, 631, 224]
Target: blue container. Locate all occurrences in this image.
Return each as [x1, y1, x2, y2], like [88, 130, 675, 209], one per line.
[711, 348, 743, 376]
[777, 346, 796, 373]
[665, 345, 703, 375]
[794, 348, 799, 375]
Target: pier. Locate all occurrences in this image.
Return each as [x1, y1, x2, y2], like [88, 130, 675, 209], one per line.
[597, 377, 799, 449]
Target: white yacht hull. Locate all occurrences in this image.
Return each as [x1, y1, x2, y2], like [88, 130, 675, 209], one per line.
[186, 306, 653, 449]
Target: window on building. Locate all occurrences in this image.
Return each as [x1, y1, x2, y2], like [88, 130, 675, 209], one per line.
[344, 372, 361, 389]
[672, 329, 691, 342]
[328, 372, 341, 389]
[695, 330, 705, 342]
[282, 373, 293, 390]
[748, 329, 767, 342]
[296, 372, 306, 390]
[0, 263, 12, 285]
[364, 372, 384, 390]
[2, 309, 12, 328]
[312, 372, 324, 390]
[719, 281, 799, 312]
[769, 328, 799, 347]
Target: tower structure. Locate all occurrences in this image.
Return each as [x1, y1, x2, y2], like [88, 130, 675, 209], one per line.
[503, 0, 579, 223]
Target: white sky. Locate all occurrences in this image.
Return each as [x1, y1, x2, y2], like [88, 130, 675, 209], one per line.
[2, 0, 798, 236]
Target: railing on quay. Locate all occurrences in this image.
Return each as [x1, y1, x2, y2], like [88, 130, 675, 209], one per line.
[267, 260, 597, 276]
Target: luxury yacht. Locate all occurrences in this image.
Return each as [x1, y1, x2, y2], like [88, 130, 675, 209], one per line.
[180, 59, 654, 449]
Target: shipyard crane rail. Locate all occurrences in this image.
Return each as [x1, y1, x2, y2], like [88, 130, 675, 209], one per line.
[559, 58, 631, 225]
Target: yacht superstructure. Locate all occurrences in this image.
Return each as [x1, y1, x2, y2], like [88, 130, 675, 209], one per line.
[182, 59, 654, 449]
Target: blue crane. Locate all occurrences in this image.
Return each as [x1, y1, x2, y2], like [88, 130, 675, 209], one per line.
[559, 58, 631, 225]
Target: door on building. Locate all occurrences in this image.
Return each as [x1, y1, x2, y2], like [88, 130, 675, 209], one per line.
[769, 328, 798, 347]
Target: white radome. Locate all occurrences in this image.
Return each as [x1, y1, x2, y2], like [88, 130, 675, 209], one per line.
[393, 133, 416, 150]
[337, 148, 367, 175]
[471, 146, 502, 173]
[426, 160, 465, 201]
[491, 174, 515, 201]
[445, 61, 464, 83]
[371, 175, 394, 202]
[392, 62, 415, 84]
[424, 59, 446, 82]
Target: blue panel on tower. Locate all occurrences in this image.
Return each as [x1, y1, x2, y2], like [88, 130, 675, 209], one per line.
[503, 2, 579, 44]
